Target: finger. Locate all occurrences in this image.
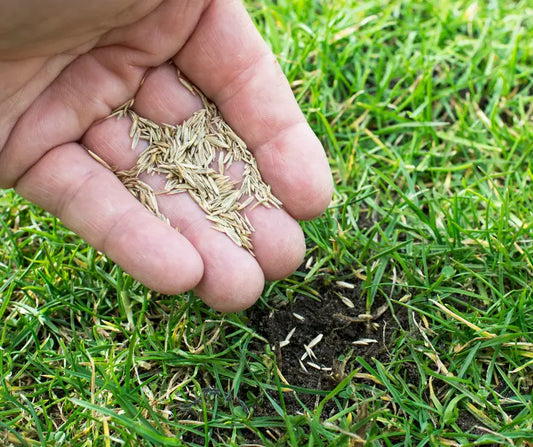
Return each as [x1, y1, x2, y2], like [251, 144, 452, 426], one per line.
[133, 65, 204, 123]
[130, 63, 306, 280]
[174, 0, 333, 220]
[14, 142, 204, 295]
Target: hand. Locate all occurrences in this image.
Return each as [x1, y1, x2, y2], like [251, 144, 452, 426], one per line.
[0, 0, 333, 312]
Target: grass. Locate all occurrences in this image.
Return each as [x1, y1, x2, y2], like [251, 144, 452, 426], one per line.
[1, 0, 533, 445]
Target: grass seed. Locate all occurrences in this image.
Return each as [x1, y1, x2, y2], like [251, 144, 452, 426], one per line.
[109, 75, 282, 255]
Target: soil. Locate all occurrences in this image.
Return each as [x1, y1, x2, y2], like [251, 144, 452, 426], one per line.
[247, 276, 409, 414]
[181, 277, 409, 445]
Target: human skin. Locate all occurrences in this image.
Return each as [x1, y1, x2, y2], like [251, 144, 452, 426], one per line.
[0, 0, 333, 312]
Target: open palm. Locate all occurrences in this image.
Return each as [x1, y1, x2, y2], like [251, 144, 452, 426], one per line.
[0, 0, 332, 311]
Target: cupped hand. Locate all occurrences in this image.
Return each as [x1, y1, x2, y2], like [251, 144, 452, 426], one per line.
[0, 0, 333, 312]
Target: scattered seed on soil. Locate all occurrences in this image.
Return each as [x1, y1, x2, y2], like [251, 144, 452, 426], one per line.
[336, 280, 355, 289]
[307, 362, 332, 372]
[307, 333, 324, 349]
[301, 334, 323, 361]
[279, 327, 297, 348]
[284, 327, 296, 344]
[338, 294, 355, 308]
[107, 74, 282, 255]
[352, 338, 378, 346]
[301, 345, 315, 361]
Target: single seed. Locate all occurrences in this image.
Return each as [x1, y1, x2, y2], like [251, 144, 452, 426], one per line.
[308, 333, 324, 349]
[336, 280, 355, 289]
[339, 295, 355, 308]
[87, 149, 113, 171]
[352, 338, 378, 346]
[283, 327, 296, 344]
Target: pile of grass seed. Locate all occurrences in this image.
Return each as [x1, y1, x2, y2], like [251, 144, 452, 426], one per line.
[107, 79, 281, 255]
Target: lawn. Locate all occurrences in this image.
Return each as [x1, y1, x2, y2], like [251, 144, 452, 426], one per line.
[1, 0, 533, 445]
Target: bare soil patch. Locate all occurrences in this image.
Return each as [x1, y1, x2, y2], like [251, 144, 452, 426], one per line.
[247, 276, 409, 413]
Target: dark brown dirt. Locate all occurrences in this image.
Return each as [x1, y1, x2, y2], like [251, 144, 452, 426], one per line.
[247, 276, 409, 413]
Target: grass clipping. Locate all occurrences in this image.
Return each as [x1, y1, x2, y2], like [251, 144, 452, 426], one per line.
[107, 81, 281, 255]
